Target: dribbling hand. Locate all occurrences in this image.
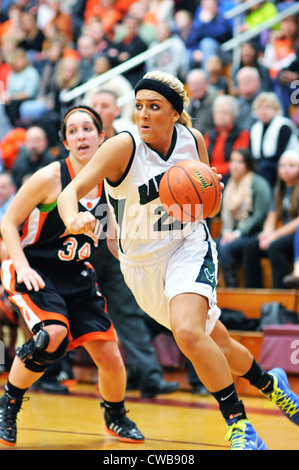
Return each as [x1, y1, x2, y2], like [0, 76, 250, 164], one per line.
[211, 167, 224, 191]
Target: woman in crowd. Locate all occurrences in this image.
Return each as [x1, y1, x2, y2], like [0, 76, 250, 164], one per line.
[217, 148, 272, 287]
[250, 92, 298, 188]
[244, 149, 299, 289]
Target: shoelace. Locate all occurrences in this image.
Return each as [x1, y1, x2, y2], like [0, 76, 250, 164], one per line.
[225, 420, 248, 449]
[266, 387, 298, 417]
[101, 405, 136, 431]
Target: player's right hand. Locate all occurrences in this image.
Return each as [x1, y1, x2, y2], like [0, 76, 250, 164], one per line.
[66, 212, 96, 235]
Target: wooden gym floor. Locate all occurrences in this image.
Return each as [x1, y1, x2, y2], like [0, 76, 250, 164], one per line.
[0, 371, 299, 452]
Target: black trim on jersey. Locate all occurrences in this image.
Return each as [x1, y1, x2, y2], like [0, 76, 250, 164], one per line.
[105, 131, 136, 188]
[152, 126, 178, 162]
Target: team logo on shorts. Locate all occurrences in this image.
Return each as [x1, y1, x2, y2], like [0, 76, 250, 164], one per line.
[195, 245, 216, 288]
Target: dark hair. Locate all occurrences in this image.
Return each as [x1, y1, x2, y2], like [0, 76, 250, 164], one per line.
[230, 148, 256, 172]
[60, 105, 103, 140]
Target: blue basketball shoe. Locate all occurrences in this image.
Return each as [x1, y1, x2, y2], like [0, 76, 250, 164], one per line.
[225, 419, 268, 450]
[265, 368, 299, 425]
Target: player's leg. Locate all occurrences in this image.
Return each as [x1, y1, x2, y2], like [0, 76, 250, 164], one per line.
[84, 339, 144, 443]
[211, 320, 299, 425]
[0, 322, 69, 446]
[170, 293, 267, 450]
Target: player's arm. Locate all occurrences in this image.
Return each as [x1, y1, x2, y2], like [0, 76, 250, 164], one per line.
[106, 211, 119, 259]
[190, 128, 210, 165]
[1, 163, 61, 291]
[58, 133, 133, 235]
[191, 127, 224, 189]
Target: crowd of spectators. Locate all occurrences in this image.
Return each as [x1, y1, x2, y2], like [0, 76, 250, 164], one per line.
[0, 1, 298, 157]
[0, 0, 299, 382]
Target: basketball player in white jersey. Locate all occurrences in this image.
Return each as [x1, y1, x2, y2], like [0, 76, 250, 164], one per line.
[58, 71, 299, 449]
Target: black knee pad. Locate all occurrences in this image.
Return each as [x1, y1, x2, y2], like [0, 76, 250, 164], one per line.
[17, 326, 69, 373]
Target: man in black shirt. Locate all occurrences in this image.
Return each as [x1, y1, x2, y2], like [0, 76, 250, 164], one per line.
[12, 126, 54, 189]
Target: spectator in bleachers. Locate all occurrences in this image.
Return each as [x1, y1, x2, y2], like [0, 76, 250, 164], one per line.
[145, 20, 188, 80]
[235, 66, 261, 130]
[217, 148, 272, 287]
[244, 149, 299, 289]
[18, 37, 65, 122]
[106, 13, 147, 87]
[231, 41, 273, 92]
[186, 0, 232, 69]
[85, 53, 134, 122]
[204, 94, 250, 184]
[84, 0, 131, 39]
[241, 1, 279, 50]
[140, 0, 175, 29]
[87, 87, 133, 132]
[185, 68, 215, 134]
[4, 47, 40, 126]
[37, 0, 74, 43]
[205, 55, 229, 95]
[82, 16, 112, 55]
[88, 89, 123, 139]
[36, 0, 58, 31]
[172, 8, 193, 43]
[275, 43, 299, 118]
[250, 91, 299, 188]
[11, 125, 54, 189]
[51, 56, 81, 125]
[242, 1, 279, 31]
[0, 171, 15, 223]
[0, 3, 23, 40]
[0, 34, 19, 66]
[77, 34, 97, 82]
[123, 0, 156, 45]
[17, 10, 45, 56]
[262, 14, 298, 81]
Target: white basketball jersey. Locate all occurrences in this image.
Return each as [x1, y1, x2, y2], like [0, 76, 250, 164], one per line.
[105, 123, 203, 262]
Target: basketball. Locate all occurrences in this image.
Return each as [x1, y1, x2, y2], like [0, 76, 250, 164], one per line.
[159, 160, 222, 222]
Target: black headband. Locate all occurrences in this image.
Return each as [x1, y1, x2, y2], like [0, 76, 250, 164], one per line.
[134, 78, 184, 115]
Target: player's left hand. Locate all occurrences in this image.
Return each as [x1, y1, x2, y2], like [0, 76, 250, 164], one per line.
[211, 167, 224, 191]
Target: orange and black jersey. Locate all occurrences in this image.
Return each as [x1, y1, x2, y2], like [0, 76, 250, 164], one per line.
[20, 157, 108, 273]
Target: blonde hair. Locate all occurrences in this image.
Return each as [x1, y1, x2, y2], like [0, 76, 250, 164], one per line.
[56, 57, 80, 90]
[252, 92, 282, 115]
[143, 71, 192, 127]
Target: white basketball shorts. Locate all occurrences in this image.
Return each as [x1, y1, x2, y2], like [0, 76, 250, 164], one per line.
[119, 222, 221, 334]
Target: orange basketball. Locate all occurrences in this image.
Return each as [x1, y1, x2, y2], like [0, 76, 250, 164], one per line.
[159, 160, 222, 222]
